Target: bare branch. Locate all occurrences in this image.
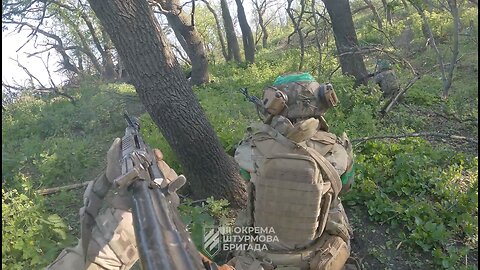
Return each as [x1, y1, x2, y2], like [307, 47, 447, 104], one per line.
[37, 181, 92, 196]
[11, 56, 46, 88]
[352, 132, 478, 145]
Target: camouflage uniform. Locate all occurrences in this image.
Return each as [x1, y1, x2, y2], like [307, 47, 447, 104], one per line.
[46, 141, 181, 270]
[47, 73, 355, 270]
[229, 73, 355, 270]
[373, 60, 400, 98]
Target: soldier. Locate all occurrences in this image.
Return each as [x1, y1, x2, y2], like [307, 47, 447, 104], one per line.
[373, 59, 400, 98]
[230, 72, 356, 270]
[47, 72, 356, 270]
[46, 135, 236, 269]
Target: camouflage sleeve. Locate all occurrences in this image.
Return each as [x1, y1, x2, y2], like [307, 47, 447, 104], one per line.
[47, 149, 181, 270]
[339, 132, 355, 194]
[234, 137, 255, 181]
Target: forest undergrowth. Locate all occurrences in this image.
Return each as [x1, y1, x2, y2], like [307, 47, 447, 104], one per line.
[2, 4, 478, 269]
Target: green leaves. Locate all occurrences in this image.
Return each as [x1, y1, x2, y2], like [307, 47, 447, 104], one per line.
[178, 196, 232, 260]
[349, 139, 478, 268]
[2, 188, 70, 269]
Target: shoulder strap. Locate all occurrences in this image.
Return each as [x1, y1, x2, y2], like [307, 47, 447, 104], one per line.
[304, 147, 342, 199]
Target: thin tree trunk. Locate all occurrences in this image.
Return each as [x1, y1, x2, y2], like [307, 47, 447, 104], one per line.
[201, 0, 228, 60]
[64, 14, 104, 75]
[381, 0, 392, 25]
[443, 0, 460, 98]
[287, 0, 306, 71]
[87, 0, 247, 208]
[365, 0, 383, 29]
[235, 0, 255, 63]
[253, 0, 269, 48]
[412, 3, 448, 96]
[311, 0, 323, 75]
[79, 11, 116, 80]
[156, 0, 209, 85]
[220, 0, 242, 62]
[101, 29, 117, 81]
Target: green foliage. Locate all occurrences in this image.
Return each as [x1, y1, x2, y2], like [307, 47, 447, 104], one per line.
[2, 3, 478, 268]
[2, 185, 70, 269]
[2, 79, 134, 268]
[2, 80, 131, 190]
[344, 138, 478, 268]
[178, 197, 232, 259]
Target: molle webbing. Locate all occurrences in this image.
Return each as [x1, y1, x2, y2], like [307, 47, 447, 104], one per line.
[304, 147, 342, 199]
[253, 151, 327, 249]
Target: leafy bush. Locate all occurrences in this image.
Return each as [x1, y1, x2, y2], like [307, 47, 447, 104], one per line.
[344, 138, 478, 268]
[2, 184, 70, 269]
[178, 197, 232, 260]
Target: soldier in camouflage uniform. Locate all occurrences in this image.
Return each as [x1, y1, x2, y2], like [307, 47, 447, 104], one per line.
[373, 59, 400, 98]
[47, 73, 355, 270]
[229, 72, 355, 270]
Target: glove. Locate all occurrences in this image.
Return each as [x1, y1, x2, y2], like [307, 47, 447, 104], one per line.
[153, 148, 186, 207]
[199, 252, 235, 270]
[106, 137, 122, 183]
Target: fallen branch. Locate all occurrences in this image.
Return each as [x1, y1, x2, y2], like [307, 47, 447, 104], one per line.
[352, 132, 478, 144]
[37, 181, 91, 196]
[380, 73, 421, 115]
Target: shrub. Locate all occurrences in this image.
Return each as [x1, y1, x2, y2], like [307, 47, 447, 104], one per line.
[2, 183, 70, 269]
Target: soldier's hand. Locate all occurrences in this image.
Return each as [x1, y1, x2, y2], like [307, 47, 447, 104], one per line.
[153, 148, 185, 206]
[106, 138, 122, 183]
[199, 252, 235, 270]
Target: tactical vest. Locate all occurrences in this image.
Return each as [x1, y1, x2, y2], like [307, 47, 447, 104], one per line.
[239, 121, 348, 252]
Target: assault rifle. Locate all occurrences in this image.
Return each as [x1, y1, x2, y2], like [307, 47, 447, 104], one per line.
[113, 113, 207, 270]
[239, 87, 268, 122]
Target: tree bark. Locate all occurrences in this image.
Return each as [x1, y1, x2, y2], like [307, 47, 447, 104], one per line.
[220, 0, 242, 62]
[364, 0, 383, 29]
[380, 0, 393, 25]
[287, 0, 306, 71]
[323, 0, 368, 86]
[411, 3, 449, 97]
[100, 29, 117, 81]
[443, 0, 460, 98]
[155, 0, 209, 85]
[87, 0, 247, 208]
[310, 0, 323, 75]
[200, 0, 229, 60]
[235, 0, 255, 63]
[252, 0, 269, 48]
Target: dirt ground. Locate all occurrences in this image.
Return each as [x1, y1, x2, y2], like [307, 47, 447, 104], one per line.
[346, 204, 433, 270]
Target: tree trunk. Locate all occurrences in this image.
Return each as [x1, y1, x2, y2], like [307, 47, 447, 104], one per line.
[443, 0, 460, 98]
[310, 0, 323, 75]
[323, 0, 368, 86]
[201, 0, 229, 61]
[235, 0, 255, 63]
[155, 0, 209, 86]
[364, 0, 383, 29]
[87, 0, 247, 208]
[80, 13, 116, 80]
[253, 0, 269, 48]
[412, 3, 448, 96]
[287, 0, 306, 71]
[380, 0, 393, 25]
[101, 29, 117, 81]
[220, 0, 242, 62]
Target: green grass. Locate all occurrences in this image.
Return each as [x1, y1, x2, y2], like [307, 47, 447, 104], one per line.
[2, 4, 478, 269]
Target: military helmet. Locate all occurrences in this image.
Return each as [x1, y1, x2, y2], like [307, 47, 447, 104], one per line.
[376, 59, 392, 72]
[261, 72, 338, 121]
